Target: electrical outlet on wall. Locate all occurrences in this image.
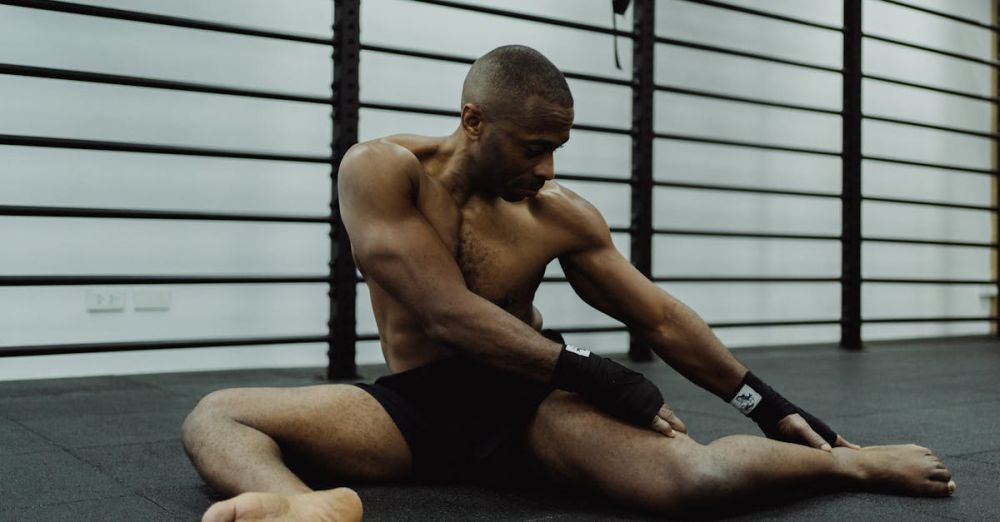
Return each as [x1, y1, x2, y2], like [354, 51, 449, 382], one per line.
[133, 289, 171, 311]
[86, 288, 126, 312]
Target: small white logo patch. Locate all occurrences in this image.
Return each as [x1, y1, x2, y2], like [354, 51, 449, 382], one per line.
[565, 345, 591, 357]
[730, 384, 762, 415]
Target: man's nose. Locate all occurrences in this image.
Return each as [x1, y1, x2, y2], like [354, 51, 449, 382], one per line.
[533, 153, 555, 181]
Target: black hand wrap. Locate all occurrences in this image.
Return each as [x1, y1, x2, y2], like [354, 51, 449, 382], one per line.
[551, 344, 663, 426]
[726, 371, 838, 445]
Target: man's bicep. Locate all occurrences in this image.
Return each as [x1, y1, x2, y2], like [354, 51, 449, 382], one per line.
[338, 149, 468, 321]
[360, 213, 467, 293]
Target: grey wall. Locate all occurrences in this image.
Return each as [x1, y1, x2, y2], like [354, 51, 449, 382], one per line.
[0, 0, 994, 380]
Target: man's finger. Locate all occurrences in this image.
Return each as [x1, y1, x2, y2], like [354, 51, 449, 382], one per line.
[651, 416, 675, 437]
[799, 425, 831, 451]
[202, 499, 236, 522]
[669, 416, 688, 434]
[659, 406, 687, 434]
[834, 435, 861, 450]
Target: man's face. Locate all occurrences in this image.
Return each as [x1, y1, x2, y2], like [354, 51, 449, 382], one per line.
[479, 97, 573, 202]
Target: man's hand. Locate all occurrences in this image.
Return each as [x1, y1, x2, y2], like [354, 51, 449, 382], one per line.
[651, 403, 687, 438]
[776, 413, 861, 451]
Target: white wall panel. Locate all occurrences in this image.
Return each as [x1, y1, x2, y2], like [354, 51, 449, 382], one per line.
[864, 0, 993, 60]
[661, 282, 840, 324]
[863, 80, 993, 135]
[655, 45, 842, 111]
[656, 0, 842, 68]
[74, 0, 333, 37]
[653, 237, 841, 278]
[653, 141, 842, 194]
[863, 202, 992, 244]
[864, 284, 993, 319]
[654, 93, 843, 152]
[2, 148, 330, 215]
[864, 39, 993, 97]
[0, 284, 327, 347]
[863, 243, 991, 280]
[864, 120, 992, 171]
[0, 76, 329, 156]
[0, 218, 329, 276]
[653, 188, 841, 235]
[0, 5, 332, 95]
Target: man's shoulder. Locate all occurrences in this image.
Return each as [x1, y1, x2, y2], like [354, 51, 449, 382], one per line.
[342, 137, 422, 177]
[538, 181, 611, 247]
[338, 137, 427, 202]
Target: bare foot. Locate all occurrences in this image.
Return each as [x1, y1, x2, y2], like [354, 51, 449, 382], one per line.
[201, 488, 363, 522]
[835, 444, 956, 497]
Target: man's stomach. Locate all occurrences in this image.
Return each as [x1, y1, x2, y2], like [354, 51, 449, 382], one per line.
[381, 329, 460, 374]
[378, 305, 544, 374]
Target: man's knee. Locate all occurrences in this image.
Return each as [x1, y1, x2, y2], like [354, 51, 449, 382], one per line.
[632, 438, 728, 514]
[181, 388, 244, 449]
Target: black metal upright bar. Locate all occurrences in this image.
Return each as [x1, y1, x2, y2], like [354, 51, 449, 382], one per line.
[841, 0, 863, 350]
[629, 0, 655, 362]
[994, 0, 999, 336]
[329, 0, 361, 379]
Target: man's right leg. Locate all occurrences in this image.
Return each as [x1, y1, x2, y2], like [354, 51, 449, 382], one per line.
[181, 384, 412, 517]
[523, 391, 954, 516]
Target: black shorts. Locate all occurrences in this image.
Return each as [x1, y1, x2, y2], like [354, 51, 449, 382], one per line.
[353, 330, 564, 482]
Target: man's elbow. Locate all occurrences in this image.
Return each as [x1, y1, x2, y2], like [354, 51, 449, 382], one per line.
[637, 322, 672, 349]
[419, 303, 469, 345]
[422, 315, 452, 344]
[634, 311, 680, 350]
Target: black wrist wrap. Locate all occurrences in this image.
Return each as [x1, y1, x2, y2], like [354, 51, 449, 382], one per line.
[552, 344, 663, 426]
[727, 371, 837, 444]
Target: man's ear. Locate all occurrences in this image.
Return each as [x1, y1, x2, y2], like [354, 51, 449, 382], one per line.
[461, 103, 484, 140]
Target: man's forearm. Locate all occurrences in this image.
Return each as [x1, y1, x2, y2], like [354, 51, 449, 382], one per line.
[425, 293, 561, 383]
[429, 293, 668, 428]
[639, 297, 748, 399]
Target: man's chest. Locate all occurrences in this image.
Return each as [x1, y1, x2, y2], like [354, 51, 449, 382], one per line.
[421, 194, 555, 308]
[456, 213, 547, 308]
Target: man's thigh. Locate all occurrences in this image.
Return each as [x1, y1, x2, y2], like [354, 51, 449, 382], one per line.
[520, 390, 710, 513]
[200, 384, 412, 481]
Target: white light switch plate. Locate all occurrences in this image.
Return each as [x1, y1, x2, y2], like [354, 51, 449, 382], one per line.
[133, 289, 171, 311]
[86, 288, 126, 312]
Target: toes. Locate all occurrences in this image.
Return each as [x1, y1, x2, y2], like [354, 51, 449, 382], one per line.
[329, 488, 364, 519]
[937, 479, 957, 496]
[202, 500, 237, 522]
[930, 468, 952, 482]
[928, 477, 956, 497]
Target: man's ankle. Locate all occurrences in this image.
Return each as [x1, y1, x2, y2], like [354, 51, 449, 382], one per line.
[831, 446, 868, 488]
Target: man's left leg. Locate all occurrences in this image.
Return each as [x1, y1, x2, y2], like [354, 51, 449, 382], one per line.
[521, 391, 953, 516]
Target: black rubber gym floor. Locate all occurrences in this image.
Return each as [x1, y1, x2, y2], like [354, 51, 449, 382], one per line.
[1, 336, 997, 521]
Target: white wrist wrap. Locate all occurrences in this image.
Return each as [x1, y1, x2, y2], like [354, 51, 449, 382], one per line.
[729, 384, 762, 415]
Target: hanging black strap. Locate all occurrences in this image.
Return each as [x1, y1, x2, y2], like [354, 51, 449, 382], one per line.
[611, 0, 632, 70]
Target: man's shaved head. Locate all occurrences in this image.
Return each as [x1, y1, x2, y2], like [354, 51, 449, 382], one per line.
[461, 45, 574, 120]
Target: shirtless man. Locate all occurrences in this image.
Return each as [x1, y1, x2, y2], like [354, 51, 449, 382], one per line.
[183, 45, 956, 522]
